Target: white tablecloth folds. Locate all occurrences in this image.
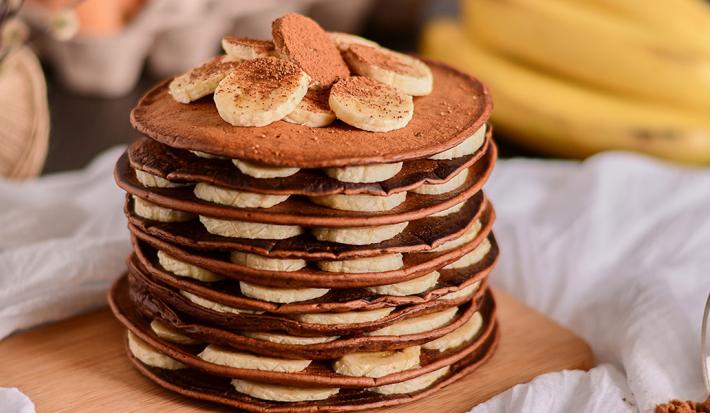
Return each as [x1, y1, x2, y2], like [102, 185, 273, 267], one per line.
[1, 148, 709, 413]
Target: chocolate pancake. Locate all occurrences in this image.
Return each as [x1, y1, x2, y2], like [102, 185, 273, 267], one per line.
[125, 192, 488, 261]
[117, 306, 496, 388]
[127, 269, 486, 336]
[126, 128, 490, 196]
[118, 143, 496, 227]
[110, 275, 495, 360]
[123, 321, 500, 412]
[131, 237, 498, 313]
[130, 59, 492, 168]
[127, 213, 494, 289]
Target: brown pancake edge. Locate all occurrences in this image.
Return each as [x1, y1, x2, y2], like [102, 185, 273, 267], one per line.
[118, 142, 497, 228]
[124, 127, 491, 197]
[122, 320, 500, 412]
[110, 274, 495, 360]
[127, 211, 495, 289]
[130, 59, 493, 168]
[130, 236, 499, 314]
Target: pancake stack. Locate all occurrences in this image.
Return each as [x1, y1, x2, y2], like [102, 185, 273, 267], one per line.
[109, 13, 500, 412]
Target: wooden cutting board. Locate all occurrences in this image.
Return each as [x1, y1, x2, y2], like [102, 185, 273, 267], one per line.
[0, 289, 594, 412]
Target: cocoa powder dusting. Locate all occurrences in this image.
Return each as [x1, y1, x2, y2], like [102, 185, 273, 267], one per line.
[224, 57, 303, 100]
[222, 36, 274, 53]
[188, 56, 240, 82]
[331, 76, 409, 118]
[272, 13, 350, 88]
[300, 88, 331, 112]
[656, 396, 710, 413]
[346, 44, 418, 76]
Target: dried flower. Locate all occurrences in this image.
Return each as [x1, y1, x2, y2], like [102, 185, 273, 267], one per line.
[48, 8, 78, 41]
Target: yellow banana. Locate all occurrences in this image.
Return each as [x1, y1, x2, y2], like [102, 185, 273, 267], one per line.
[461, 0, 710, 112]
[570, 0, 710, 56]
[420, 19, 710, 164]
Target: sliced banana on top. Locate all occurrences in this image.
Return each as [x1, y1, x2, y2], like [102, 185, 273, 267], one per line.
[324, 162, 403, 183]
[329, 76, 413, 132]
[329, 32, 379, 52]
[214, 57, 309, 127]
[333, 346, 421, 378]
[232, 159, 300, 179]
[344, 44, 433, 96]
[284, 88, 336, 128]
[272, 13, 350, 89]
[169, 55, 240, 104]
[221, 36, 274, 60]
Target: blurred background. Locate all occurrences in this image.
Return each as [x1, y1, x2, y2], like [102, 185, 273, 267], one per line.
[1, 0, 709, 177]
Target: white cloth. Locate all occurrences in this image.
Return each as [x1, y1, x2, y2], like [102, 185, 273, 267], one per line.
[1, 148, 709, 413]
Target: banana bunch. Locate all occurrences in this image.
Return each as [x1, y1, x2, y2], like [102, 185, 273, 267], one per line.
[420, 0, 710, 164]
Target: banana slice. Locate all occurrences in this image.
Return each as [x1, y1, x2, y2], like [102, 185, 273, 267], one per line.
[422, 312, 483, 352]
[169, 55, 240, 104]
[133, 196, 194, 223]
[284, 88, 336, 127]
[199, 216, 303, 240]
[191, 150, 227, 159]
[244, 332, 339, 345]
[442, 238, 491, 270]
[150, 319, 198, 345]
[295, 307, 393, 325]
[440, 282, 480, 301]
[180, 290, 261, 315]
[127, 331, 186, 370]
[430, 220, 482, 253]
[311, 222, 408, 246]
[329, 76, 413, 132]
[430, 201, 466, 218]
[157, 250, 224, 282]
[272, 13, 350, 89]
[232, 379, 339, 402]
[329, 32, 379, 52]
[317, 253, 403, 273]
[429, 124, 486, 160]
[198, 345, 310, 373]
[232, 159, 300, 178]
[310, 191, 407, 212]
[193, 183, 289, 208]
[344, 44, 433, 96]
[371, 366, 449, 395]
[324, 162, 402, 183]
[412, 169, 469, 195]
[222, 36, 274, 60]
[230, 251, 306, 272]
[214, 57, 309, 127]
[239, 282, 329, 304]
[367, 306, 458, 336]
[367, 271, 439, 296]
[333, 346, 421, 378]
[134, 169, 185, 188]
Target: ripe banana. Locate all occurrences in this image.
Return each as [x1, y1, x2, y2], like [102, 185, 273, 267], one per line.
[244, 331, 338, 345]
[317, 253, 403, 273]
[329, 76, 413, 132]
[295, 307, 393, 325]
[199, 215, 303, 239]
[168, 55, 240, 104]
[429, 220, 481, 253]
[333, 346, 421, 378]
[127, 331, 186, 370]
[366, 271, 440, 296]
[135, 169, 184, 188]
[284, 88, 336, 128]
[230, 251, 306, 272]
[150, 319, 198, 345]
[429, 124, 486, 160]
[430, 201, 465, 218]
[310, 222, 409, 246]
[329, 32, 379, 52]
[371, 366, 449, 395]
[423, 312, 483, 351]
[221, 36, 274, 60]
[421, 20, 710, 164]
[568, 0, 710, 57]
[412, 169, 468, 195]
[213, 57, 309, 127]
[157, 250, 224, 282]
[133, 196, 194, 223]
[462, 0, 710, 112]
[443, 238, 491, 270]
[367, 306, 458, 336]
[239, 281, 330, 303]
[231, 379, 339, 402]
[193, 183, 289, 209]
[344, 44, 433, 96]
[232, 159, 300, 179]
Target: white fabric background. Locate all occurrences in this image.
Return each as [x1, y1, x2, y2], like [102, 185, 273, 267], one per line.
[1, 148, 708, 413]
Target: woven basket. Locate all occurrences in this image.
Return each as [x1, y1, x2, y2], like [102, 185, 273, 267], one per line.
[0, 47, 50, 179]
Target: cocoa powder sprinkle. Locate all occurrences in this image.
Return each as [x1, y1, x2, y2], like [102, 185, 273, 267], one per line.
[346, 44, 419, 76]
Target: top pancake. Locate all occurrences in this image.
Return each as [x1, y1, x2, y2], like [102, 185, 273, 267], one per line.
[130, 59, 492, 168]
